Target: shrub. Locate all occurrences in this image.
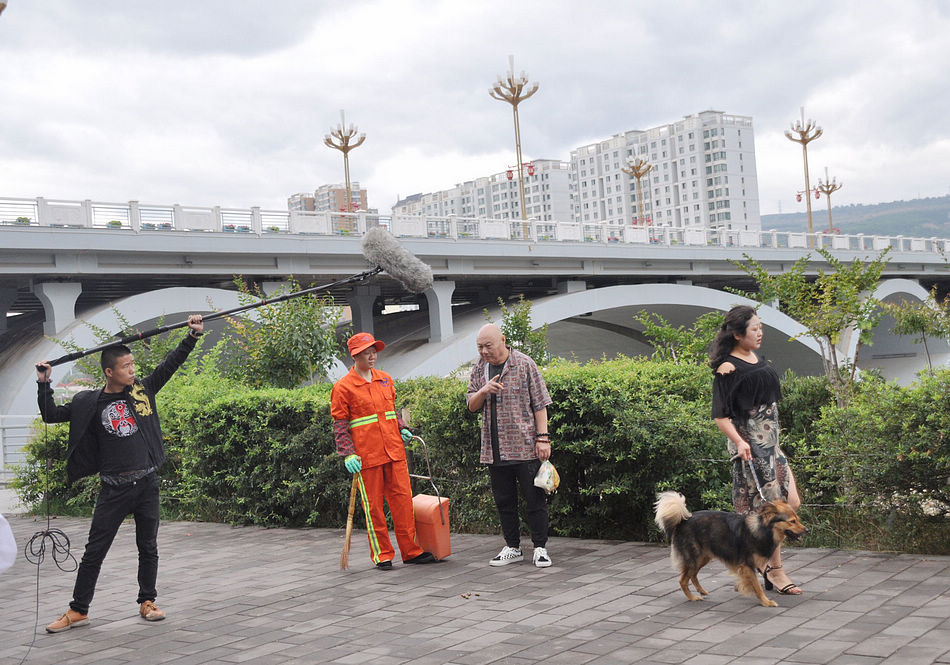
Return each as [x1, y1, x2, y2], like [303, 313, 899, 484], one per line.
[168, 383, 347, 526]
[778, 371, 833, 459]
[10, 422, 100, 516]
[800, 369, 950, 553]
[14, 357, 948, 554]
[400, 360, 732, 541]
[218, 278, 348, 388]
[541, 359, 729, 540]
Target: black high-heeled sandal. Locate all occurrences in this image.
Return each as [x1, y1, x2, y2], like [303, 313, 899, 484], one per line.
[762, 564, 801, 594]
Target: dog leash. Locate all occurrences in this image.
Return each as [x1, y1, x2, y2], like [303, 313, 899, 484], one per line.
[731, 454, 768, 502]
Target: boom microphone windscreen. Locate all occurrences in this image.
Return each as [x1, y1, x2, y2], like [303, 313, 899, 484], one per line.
[361, 227, 434, 294]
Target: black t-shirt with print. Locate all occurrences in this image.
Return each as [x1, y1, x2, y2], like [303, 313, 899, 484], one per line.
[94, 390, 151, 474]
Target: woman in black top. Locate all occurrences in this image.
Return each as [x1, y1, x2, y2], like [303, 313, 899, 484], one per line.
[710, 305, 802, 595]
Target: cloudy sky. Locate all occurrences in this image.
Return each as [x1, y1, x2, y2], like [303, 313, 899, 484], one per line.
[2, 0, 948, 216]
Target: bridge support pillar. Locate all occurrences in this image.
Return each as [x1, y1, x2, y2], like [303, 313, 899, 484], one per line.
[0, 287, 17, 332]
[425, 281, 456, 343]
[34, 281, 82, 335]
[262, 281, 285, 297]
[557, 280, 587, 294]
[347, 285, 380, 335]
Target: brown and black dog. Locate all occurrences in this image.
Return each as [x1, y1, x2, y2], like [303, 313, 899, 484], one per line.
[653, 491, 807, 607]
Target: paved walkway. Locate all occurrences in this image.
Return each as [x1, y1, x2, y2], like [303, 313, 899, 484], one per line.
[0, 514, 948, 665]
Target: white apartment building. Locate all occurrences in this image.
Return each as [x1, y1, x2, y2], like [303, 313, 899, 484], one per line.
[392, 159, 572, 222]
[288, 182, 371, 213]
[571, 110, 761, 230]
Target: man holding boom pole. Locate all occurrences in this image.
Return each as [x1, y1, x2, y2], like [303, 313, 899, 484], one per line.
[36, 314, 204, 633]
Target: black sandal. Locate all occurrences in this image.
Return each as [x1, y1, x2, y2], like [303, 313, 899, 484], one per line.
[762, 564, 802, 594]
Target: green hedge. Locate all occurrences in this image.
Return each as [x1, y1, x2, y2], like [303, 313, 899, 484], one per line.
[798, 369, 950, 553]
[540, 360, 730, 539]
[13, 361, 950, 553]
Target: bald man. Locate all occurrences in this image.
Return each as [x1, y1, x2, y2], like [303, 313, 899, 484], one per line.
[466, 324, 554, 568]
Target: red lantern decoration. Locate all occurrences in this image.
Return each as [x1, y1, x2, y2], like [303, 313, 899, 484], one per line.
[506, 170, 513, 180]
[796, 193, 802, 202]
[814, 189, 820, 199]
[527, 164, 536, 176]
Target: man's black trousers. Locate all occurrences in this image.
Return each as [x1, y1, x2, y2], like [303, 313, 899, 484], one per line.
[69, 472, 160, 615]
[488, 460, 548, 549]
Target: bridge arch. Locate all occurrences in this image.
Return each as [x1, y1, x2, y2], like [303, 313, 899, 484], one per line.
[3, 287, 244, 418]
[385, 284, 825, 378]
[851, 279, 950, 383]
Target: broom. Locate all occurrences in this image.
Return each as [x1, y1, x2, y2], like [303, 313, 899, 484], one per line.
[340, 474, 360, 569]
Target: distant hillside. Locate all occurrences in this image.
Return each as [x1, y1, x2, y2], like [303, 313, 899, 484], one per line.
[761, 195, 950, 238]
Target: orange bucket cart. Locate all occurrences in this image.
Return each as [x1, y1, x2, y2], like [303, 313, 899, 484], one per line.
[408, 435, 451, 561]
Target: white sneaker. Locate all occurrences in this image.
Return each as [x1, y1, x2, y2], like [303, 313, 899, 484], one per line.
[533, 547, 552, 568]
[489, 546, 523, 566]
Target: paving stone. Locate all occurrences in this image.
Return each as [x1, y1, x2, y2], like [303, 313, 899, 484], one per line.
[881, 646, 950, 665]
[825, 655, 885, 665]
[845, 634, 915, 658]
[1, 516, 949, 665]
[785, 638, 858, 664]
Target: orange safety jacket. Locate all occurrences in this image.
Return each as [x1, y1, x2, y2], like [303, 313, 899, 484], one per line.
[330, 366, 407, 468]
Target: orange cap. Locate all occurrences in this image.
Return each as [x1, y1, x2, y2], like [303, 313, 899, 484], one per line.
[347, 332, 385, 357]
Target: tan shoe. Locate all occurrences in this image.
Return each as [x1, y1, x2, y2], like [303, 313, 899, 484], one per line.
[46, 609, 89, 633]
[139, 600, 165, 621]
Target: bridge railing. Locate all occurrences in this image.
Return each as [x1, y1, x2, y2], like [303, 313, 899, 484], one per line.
[0, 415, 32, 485]
[2, 196, 947, 254]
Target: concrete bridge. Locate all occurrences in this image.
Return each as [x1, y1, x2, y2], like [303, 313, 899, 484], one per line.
[2, 196, 949, 476]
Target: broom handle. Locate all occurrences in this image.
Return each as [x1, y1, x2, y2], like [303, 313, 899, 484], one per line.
[340, 474, 359, 569]
[346, 474, 359, 528]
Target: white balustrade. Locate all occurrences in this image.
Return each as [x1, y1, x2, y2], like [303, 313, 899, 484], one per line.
[0, 196, 946, 255]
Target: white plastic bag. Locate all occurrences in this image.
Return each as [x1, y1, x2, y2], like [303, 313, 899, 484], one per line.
[0, 513, 15, 574]
[533, 460, 560, 494]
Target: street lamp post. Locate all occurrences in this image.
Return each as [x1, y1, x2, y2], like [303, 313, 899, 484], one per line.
[324, 110, 366, 226]
[784, 107, 822, 241]
[489, 55, 539, 239]
[817, 167, 843, 231]
[621, 156, 653, 226]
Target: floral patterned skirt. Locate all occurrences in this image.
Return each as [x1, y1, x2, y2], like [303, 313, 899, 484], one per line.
[726, 402, 791, 514]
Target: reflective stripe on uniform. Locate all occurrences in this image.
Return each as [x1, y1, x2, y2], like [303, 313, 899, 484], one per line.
[350, 411, 398, 428]
[355, 473, 383, 564]
[349, 414, 379, 429]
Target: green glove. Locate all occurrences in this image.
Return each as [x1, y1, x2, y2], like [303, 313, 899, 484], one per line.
[401, 428, 413, 443]
[344, 454, 362, 474]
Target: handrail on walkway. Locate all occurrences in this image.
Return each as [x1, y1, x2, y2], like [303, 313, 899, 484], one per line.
[0, 415, 32, 484]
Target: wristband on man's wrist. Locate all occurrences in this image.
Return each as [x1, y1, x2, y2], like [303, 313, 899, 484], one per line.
[536, 433, 550, 440]
[189, 330, 203, 338]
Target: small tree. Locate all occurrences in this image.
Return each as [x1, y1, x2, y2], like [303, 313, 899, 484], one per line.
[885, 288, 950, 374]
[220, 277, 347, 388]
[729, 247, 891, 405]
[632, 310, 723, 365]
[484, 294, 548, 366]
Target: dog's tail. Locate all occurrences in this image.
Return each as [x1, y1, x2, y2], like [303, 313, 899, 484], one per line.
[654, 491, 691, 537]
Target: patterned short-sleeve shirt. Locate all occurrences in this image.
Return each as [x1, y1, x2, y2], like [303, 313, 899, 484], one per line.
[467, 348, 552, 464]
